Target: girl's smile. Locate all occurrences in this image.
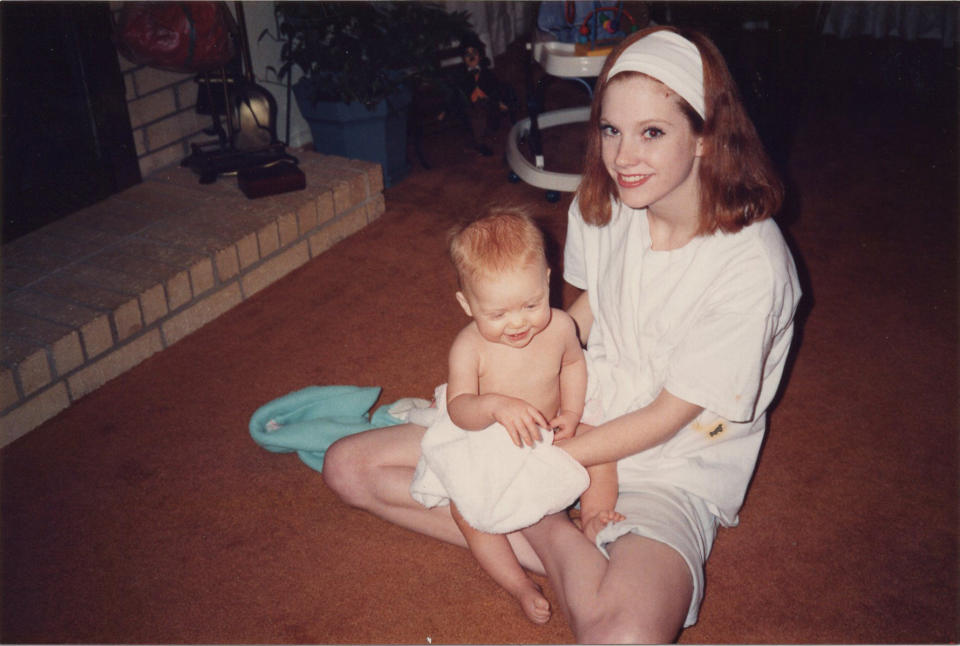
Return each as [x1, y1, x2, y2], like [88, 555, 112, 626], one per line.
[616, 173, 652, 188]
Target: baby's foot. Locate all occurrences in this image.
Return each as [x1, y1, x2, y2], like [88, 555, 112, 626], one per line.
[508, 578, 551, 624]
[581, 509, 626, 544]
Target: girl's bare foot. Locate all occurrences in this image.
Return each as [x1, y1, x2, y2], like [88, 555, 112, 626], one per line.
[507, 577, 551, 624]
[581, 509, 626, 544]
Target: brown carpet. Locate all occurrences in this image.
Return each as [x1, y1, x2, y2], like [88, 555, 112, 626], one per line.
[2, 33, 957, 643]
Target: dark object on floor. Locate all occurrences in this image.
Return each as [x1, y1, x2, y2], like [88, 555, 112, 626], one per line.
[237, 161, 306, 199]
[182, 142, 298, 185]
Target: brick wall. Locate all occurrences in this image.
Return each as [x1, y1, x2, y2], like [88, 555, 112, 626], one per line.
[119, 56, 209, 178]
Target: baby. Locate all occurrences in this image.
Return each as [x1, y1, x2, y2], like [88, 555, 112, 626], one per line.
[440, 206, 621, 623]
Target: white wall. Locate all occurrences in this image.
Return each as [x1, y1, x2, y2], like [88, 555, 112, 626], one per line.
[241, 2, 313, 149]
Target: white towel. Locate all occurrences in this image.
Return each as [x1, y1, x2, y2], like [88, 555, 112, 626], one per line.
[410, 384, 590, 534]
[387, 396, 439, 427]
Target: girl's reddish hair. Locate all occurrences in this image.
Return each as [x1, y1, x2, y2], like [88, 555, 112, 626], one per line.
[575, 25, 783, 234]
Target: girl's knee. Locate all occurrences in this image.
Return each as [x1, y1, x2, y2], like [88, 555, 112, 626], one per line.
[572, 585, 688, 645]
[575, 608, 682, 645]
[321, 438, 366, 506]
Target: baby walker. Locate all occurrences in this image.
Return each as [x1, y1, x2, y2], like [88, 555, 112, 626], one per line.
[506, 2, 638, 201]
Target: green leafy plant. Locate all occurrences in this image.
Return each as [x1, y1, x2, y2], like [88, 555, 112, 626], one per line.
[265, 2, 473, 109]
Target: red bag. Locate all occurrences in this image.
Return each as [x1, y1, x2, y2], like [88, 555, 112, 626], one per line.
[116, 2, 236, 73]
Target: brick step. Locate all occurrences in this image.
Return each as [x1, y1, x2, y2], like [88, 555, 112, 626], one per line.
[1, 152, 385, 447]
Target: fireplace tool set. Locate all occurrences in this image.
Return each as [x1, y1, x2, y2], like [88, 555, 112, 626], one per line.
[182, 3, 305, 197]
[117, 2, 305, 197]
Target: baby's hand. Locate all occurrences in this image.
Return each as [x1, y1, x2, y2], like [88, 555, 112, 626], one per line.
[549, 409, 582, 442]
[492, 396, 548, 448]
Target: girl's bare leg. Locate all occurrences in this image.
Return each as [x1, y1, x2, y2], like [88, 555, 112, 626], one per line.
[522, 512, 692, 644]
[322, 423, 545, 573]
[449, 502, 551, 624]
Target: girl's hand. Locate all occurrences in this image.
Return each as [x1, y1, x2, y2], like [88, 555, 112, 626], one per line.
[549, 409, 582, 442]
[491, 396, 548, 448]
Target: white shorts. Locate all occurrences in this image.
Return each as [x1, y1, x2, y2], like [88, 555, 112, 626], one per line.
[594, 482, 719, 627]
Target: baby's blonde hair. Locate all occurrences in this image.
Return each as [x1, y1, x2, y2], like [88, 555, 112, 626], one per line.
[449, 206, 546, 288]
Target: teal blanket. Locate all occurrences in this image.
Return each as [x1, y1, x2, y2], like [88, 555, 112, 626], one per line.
[249, 385, 404, 471]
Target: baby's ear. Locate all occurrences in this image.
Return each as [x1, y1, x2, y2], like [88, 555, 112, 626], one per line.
[455, 291, 473, 317]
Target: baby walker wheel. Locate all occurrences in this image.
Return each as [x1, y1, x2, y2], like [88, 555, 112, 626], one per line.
[508, 171, 520, 183]
[545, 190, 561, 203]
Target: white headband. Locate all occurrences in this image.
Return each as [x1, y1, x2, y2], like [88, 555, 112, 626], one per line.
[606, 30, 705, 119]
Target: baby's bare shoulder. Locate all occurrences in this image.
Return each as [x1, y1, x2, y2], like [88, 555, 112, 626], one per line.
[551, 307, 575, 323]
[547, 308, 577, 335]
[450, 321, 482, 354]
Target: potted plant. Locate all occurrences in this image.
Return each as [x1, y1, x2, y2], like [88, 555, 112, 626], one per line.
[267, 2, 473, 186]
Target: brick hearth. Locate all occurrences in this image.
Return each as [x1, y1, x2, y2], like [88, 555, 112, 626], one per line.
[1, 152, 385, 446]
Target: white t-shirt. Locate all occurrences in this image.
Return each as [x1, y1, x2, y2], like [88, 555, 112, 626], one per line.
[564, 198, 801, 526]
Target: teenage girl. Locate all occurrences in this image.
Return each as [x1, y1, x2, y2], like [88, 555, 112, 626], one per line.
[323, 25, 801, 643]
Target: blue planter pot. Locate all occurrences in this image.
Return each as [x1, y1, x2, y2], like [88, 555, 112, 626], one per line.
[293, 79, 411, 187]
